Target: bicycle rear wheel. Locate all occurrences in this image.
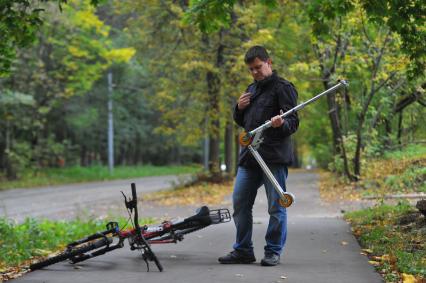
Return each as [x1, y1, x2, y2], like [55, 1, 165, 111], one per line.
[30, 237, 112, 271]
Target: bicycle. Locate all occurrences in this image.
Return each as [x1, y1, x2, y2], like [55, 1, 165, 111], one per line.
[29, 183, 231, 272]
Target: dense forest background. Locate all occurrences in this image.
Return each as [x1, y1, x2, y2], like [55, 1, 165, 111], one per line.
[0, 0, 424, 181]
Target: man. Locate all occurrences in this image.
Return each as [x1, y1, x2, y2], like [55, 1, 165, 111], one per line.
[218, 45, 299, 266]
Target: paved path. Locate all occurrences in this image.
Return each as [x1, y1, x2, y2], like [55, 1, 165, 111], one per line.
[12, 171, 383, 283]
[0, 175, 189, 222]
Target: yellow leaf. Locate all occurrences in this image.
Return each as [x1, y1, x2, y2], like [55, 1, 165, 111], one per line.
[33, 248, 52, 256]
[368, 260, 380, 266]
[402, 273, 417, 283]
[103, 48, 136, 63]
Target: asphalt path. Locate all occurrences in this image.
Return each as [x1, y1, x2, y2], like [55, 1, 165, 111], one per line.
[0, 175, 190, 222]
[9, 171, 384, 283]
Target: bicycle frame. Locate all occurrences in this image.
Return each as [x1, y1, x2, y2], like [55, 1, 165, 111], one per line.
[30, 183, 231, 272]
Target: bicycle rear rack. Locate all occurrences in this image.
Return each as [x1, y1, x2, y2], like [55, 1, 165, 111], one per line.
[209, 208, 231, 224]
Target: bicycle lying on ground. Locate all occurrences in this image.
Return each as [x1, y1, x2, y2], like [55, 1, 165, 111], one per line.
[29, 183, 231, 272]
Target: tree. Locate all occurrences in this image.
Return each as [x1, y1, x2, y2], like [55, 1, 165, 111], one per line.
[0, 0, 135, 178]
[0, 0, 103, 76]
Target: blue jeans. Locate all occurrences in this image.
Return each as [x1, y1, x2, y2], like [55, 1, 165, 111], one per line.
[232, 165, 288, 256]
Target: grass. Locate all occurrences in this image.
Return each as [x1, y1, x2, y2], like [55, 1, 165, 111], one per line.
[362, 145, 426, 197]
[384, 144, 426, 160]
[319, 145, 426, 282]
[344, 202, 425, 282]
[0, 164, 202, 190]
[0, 216, 154, 280]
[319, 144, 426, 202]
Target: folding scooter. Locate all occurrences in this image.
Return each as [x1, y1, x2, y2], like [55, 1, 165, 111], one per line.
[238, 80, 349, 208]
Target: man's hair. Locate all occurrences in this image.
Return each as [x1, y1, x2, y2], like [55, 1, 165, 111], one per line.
[244, 45, 270, 64]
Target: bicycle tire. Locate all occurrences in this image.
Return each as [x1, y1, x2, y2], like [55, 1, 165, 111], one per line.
[30, 237, 111, 271]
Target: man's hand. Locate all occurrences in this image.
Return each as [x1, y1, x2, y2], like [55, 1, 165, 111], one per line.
[237, 92, 251, 110]
[271, 110, 285, 128]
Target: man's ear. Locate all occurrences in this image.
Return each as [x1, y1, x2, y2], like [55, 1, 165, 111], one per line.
[267, 58, 272, 66]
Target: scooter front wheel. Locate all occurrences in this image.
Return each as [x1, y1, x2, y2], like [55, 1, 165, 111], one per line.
[278, 193, 295, 208]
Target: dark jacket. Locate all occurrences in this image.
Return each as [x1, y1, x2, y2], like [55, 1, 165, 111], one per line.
[233, 71, 299, 168]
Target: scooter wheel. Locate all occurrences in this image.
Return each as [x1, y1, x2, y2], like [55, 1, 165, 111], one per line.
[278, 193, 295, 208]
[238, 131, 253, 146]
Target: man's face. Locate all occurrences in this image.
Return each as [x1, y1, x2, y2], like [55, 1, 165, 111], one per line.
[247, 57, 273, 81]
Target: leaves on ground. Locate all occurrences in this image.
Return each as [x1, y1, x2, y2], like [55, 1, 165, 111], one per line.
[345, 203, 425, 282]
[143, 180, 233, 206]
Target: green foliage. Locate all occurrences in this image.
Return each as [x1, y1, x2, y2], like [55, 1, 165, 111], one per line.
[384, 144, 426, 160]
[345, 202, 425, 277]
[384, 166, 426, 193]
[1, 0, 424, 180]
[0, 165, 201, 190]
[359, 0, 425, 77]
[0, 216, 152, 268]
[345, 201, 413, 224]
[4, 142, 32, 179]
[184, 0, 236, 33]
[0, 0, 103, 77]
[306, 0, 354, 37]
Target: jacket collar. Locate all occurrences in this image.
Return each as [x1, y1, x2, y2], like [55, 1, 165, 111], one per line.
[250, 71, 278, 100]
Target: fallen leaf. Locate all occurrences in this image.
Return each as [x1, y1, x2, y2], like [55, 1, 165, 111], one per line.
[402, 273, 417, 283]
[33, 249, 52, 256]
[235, 273, 244, 277]
[368, 260, 380, 266]
[280, 275, 287, 279]
[341, 241, 348, 246]
[382, 254, 397, 264]
[362, 249, 373, 254]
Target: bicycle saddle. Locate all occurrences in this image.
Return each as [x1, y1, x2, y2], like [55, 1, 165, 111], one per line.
[184, 206, 211, 225]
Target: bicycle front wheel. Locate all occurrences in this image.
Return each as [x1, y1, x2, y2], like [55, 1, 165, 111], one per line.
[30, 237, 112, 271]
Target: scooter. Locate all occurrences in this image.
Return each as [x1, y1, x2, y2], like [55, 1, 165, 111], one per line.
[238, 80, 349, 208]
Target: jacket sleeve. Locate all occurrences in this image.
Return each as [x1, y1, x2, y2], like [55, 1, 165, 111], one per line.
[277, 82, 299, 137]
[233, 104, 245, 128]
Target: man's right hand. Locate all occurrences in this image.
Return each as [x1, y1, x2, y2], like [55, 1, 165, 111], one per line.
[238, 92, 251, 110]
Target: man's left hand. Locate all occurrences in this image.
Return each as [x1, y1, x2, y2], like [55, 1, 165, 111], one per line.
[271, 109, 285, 128]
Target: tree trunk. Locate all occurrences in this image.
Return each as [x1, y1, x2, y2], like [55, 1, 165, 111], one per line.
[397, 110, 403, 145]
[80, 145, 87, 166]
[292, 138, 301, 168]
[324, 81, 342, 156]
[224, 119, 233, 173]
[206, 70, 220, 174]
[204, 33, 224, 176]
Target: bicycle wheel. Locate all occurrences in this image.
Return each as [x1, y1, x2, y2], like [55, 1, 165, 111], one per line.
[30, 237, 112, 271]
